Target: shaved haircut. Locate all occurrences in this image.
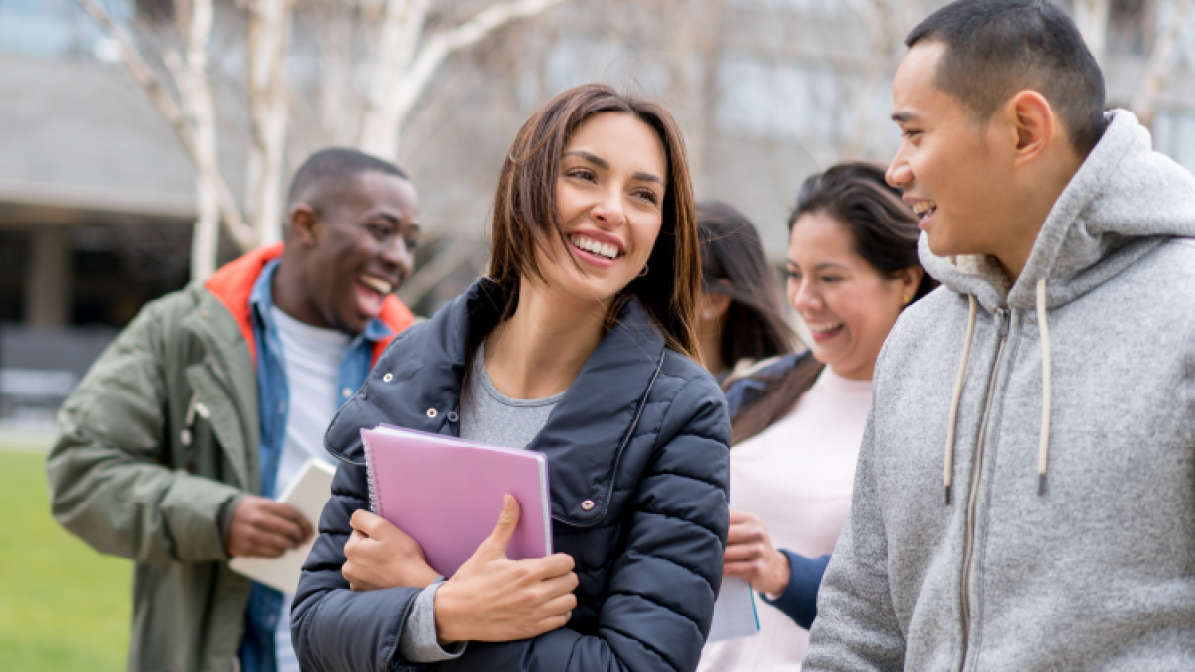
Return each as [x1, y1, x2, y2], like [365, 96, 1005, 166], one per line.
[907, 0, 1106, 156]
[286, 148, 409, 215]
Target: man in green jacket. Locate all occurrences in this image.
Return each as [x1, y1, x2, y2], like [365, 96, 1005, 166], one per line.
[46, 148, 419, 672]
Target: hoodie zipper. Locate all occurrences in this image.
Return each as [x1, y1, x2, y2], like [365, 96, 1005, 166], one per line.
[959, 307, 1010, 670]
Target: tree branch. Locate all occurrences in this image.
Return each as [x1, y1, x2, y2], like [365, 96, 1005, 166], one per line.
[73, 0, 254, 251]
[361, 0, 570, 159]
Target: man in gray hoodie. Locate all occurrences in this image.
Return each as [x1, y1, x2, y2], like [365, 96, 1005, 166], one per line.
[802, 1, 1195, 670]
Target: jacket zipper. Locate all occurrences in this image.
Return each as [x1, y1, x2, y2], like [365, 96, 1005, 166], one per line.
[958, 307, 1010, 671]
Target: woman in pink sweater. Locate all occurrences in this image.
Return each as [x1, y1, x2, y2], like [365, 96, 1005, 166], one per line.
[698, 162, 935, 671]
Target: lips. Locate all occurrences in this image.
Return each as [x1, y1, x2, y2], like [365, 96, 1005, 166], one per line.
[806, 320, 845, 344]
[358, 274, 393, 295]
[354, 274, 392, 319]
[910, 199, 937, 226]
[569, 235, 623, 260]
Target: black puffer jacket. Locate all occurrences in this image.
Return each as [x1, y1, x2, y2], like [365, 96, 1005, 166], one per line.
[292, 279, 731, 672]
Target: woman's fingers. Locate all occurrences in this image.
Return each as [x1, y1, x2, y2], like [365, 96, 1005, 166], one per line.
[724, 541, 767, 563]
[724, 560, 763, 580]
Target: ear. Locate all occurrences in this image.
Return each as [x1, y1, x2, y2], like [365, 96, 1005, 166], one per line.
[1007, 90, 1056, 166]
[896, 266, 924, 306]
[289, 204, 322, 247]
[707, 290, 732, 320]
[701, 280, 734, 319]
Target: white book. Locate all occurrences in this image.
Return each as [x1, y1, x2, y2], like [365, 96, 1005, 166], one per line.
[229, 458, 337, 593]
[707, 576, 761, 642]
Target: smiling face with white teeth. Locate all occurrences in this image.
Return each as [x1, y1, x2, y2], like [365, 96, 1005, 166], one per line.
[534, 112, 666, 306]
[887, 41, 1021, 263]
[786, 210, 916, 381]
[278, 169, 419, 336]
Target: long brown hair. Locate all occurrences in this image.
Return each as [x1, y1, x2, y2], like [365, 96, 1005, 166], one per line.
[487, 83, 702, 362]
[730, 161, 936, 444]
[698, 201, 795, 369]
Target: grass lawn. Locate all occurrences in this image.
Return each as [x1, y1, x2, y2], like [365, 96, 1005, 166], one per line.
[0, 451, 130, 671]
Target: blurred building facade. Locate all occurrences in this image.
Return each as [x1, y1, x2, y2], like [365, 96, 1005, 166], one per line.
[2, 0, 1195, 438]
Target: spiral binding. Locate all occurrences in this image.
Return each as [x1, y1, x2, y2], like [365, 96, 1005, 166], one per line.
[363, 438, 383, 515]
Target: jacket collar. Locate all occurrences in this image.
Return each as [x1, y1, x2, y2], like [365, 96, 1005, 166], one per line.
[204, 243, 415, 365]
[327, 278, 667, 527]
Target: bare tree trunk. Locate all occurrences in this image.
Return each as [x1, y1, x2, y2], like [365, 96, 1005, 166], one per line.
[164, 0, 221, 279]
[358, 0, 571, 160]
[245, 0, 295, 248]
[360, 0, 431, 159]
[74, 0, 253, 260]
[1132, 0, 1193, 128]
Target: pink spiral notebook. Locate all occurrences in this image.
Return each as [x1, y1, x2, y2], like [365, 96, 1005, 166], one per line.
[360, 424, 552, 577]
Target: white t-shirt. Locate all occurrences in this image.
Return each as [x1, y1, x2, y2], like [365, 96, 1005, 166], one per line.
[697, 367, 873, 672]
[268, 306, 350, 672]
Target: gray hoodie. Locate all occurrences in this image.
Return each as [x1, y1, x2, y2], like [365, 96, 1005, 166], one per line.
[803, 110, 1195, 671]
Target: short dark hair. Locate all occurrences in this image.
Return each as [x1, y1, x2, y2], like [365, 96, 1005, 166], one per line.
[906, 0, 1106, 156]
[286, 147, 409, 212]
[697, 201, 794, 368]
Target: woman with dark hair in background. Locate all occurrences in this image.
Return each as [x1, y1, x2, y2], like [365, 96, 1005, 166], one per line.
[293, 84, 731, 672]
[694, 201, 796, 382]
[698, 162, 935, 672]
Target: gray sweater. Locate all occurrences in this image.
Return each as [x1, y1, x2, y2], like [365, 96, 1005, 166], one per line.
[804, 110, 1195, 671]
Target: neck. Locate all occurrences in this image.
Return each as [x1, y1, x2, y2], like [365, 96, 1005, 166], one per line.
[271, 259, 331, 330]
[484, 279, 609, 399]
[994, 150, 1085, 282]
[698, 323, 726, 377]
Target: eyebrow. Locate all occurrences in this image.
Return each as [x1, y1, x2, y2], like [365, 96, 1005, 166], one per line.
[786, 260, 850, 272]
[367, 212, 419, 231]
[892, 111, 919, 123]
[563, 149, 665, 185]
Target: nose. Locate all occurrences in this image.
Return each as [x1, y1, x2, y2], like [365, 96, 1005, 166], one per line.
[591, 186, 626, 229]
[887, 149, 912, 189]
[379, 236, 414, 283]
[788, 275, 824, 315]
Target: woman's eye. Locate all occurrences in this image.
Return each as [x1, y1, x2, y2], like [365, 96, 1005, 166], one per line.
[634, 189, 660, 205]
[568, 168, 597, 183]
[785, 270, 801, 280]
[902, 129, 921, 140]
[821, 276, 843, 283]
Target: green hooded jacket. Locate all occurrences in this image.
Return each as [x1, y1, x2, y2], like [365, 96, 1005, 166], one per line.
[47, 278, 261, 672]
[45, 243, 413, 672]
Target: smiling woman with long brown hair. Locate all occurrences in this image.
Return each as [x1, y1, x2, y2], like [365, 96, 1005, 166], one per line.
[291, 84, 731, 672]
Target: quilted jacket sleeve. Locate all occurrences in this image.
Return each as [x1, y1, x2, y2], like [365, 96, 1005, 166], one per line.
[291, 462, 424, 672]
[435, 375, 731, 672]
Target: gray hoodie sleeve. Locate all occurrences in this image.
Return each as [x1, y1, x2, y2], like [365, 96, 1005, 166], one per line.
[802, 410, 907, 672]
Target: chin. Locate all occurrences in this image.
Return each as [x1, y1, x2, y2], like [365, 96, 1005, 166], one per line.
[924, 230, 959, 258]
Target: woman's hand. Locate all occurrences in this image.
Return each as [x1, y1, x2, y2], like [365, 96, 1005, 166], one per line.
[342, 509, 440, 591]
[434, 495, 579, 645]
[723, 508, 791, 596]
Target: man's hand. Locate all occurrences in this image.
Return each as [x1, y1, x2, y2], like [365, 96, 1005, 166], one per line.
[723, 508, 791, 596]
[342, 509, 440, 591]
[434, 495, 578, 645]
[225, 496, 312, 559]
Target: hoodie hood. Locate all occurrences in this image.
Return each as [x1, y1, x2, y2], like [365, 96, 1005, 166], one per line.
[922, 109, 1195, 314]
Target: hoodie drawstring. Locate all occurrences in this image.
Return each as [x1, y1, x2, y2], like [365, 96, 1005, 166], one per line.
[1036, 279, 1052, 496]
[943, 285, 1053, 505]
[944, 295, 978, 505]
